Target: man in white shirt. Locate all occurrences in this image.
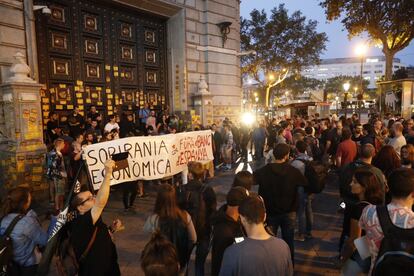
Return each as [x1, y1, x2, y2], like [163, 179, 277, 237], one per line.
[388, 122, 406, 157]
[104, 115, 120, 133]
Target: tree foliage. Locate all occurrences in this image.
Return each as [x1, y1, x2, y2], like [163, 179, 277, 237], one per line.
[241, 4, 328, 90]
[279, 75, 324, 96]
[320, 0, 414, 81]
[324, 75, 369, 100]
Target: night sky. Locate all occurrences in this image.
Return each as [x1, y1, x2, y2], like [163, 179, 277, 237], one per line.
[240, 0, 414, 66]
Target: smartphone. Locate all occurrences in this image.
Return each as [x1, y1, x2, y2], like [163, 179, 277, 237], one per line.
[111, 152, 129, 171]
[234, 237, 244, 243]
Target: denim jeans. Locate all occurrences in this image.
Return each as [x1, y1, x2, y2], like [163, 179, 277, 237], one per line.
[297, 187, 314, 235]
[195, 238, 210, 276]
[267, 212, 296, 263]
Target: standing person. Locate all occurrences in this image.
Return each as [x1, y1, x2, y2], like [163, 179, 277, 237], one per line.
[372, 145, 401, 178]
[120, 113, 138, 138]
[325, 120, 343, 166]
[86, 120, 102, 142]
[210, 187, 249, 276]
[336, 128, 358, 169]
[232, 171, 254, 191]
[67, 106, 85, 138]
[352, 123, 364, 145]
[239, 123, 250, 161]
[400, 144, 414, 168]
[143, 184, 197, 273]
[46, 138, 67, 213]
[337, 170, 384, 275]
[211, 124, 223, 167]
[388, 122, 406, 157]
[104, 115, 120, 133]
[179, 162, 217, 276]
[291, 140, 314, 241]
[46, 111, 61, 143]
[122, 181, 138, 212]
[146, 110, 157, 134]
[252, 123, 266, 160]
[86, 105, 102, 128]
[69, 159, 122, 276]
[141, 231, 180, 276]
[138, 103, 150, 131]
[221, 124, 233, 171]
[359, 168, 414, 275]
[254, 143, 308, 261]
[0, 187, 49, 275]
[219, 195, 293, 276]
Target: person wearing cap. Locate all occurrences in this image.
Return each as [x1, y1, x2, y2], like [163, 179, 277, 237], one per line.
[219, 195, 293, 276]
[210, 187, 249, 276]
[69, 159, 123, 276]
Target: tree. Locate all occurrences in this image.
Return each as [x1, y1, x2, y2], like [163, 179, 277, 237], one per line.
[279, 75, 324, 97]
[320, 0, 414, 81]
[324, 75, 369, 100]
[241, 4, 328, 107]
[393, 68, 408, 80]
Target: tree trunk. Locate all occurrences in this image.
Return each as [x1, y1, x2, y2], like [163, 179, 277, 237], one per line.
[383, 50, 395, 81]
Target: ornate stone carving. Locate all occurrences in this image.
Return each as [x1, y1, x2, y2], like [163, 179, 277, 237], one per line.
[197, 75, 209, 95]
[6, 53, 35, 83]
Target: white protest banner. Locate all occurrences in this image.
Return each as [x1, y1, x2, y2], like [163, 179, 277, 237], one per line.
[83, 130, 213, 189]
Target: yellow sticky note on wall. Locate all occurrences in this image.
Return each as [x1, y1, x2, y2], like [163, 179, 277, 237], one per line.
[77, 99, 84, 104]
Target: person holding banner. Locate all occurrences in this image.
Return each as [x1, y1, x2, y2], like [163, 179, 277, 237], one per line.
[69, 159, 122, 276]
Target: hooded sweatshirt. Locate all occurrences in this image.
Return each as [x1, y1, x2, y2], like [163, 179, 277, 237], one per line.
[210, 205, 245, 276]
[254, 162, 308, 215]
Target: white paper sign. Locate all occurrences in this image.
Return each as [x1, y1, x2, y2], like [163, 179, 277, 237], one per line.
[83, 130, 213, 189]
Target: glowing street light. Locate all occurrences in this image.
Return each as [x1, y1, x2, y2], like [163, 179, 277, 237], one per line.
[343, 82, 350, 118]
[268, 74, 275, 80]
[355, 42, 368, 114]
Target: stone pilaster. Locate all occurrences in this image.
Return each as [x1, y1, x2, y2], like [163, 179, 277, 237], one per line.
[192, 75, 214, 126]
[0, 52, 46, 198]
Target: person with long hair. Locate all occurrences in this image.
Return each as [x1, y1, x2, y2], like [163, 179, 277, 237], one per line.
[141, 231, 180, 276]
[400, 144, 414, 168]
[144, 184, 196, 273]
[337, 169, 384, 275]
[372, 145, 401, 177]
[0, 187, 49, 275]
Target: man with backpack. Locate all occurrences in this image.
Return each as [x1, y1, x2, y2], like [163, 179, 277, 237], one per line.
[177, 162, 217, 276]
[359, 168, 414, 275]
[254, 143, 308, 262]
[291, 140, 315, 241]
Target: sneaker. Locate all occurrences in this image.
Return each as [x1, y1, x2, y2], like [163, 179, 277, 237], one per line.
[294, 233, 305, 242]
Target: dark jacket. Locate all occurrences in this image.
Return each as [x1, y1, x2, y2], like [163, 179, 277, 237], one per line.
[181, 180, 217, 241]
[210, 205, 245, 276]
[254, 162, 308, 215]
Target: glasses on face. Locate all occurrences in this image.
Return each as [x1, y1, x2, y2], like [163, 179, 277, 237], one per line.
[78, 194, 95, 206]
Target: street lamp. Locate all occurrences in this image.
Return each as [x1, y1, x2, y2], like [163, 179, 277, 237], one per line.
[255, 96, 259, 121]
[242, 99, 247, 111]
[355, 43, 368, 112]
[335, 96, 339, 114]
[343, 82, 350, 118]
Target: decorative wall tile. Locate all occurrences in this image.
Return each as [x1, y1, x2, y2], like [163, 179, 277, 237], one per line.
[144, 30, 155, 43]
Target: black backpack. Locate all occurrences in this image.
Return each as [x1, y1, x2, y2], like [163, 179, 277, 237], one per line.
[177, 182, 207, 238]
[159, 217, 192, 269]
[0, 215, 24, 275]
[295, 159, 327, 193]
[373, 205, 414, 276]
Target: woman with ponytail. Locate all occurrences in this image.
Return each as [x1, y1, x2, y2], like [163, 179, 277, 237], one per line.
[0, 187, 48, 275]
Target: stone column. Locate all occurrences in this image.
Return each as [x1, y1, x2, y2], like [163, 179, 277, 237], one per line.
[192, 75, 214, 126]
[0, 53, 47, 198]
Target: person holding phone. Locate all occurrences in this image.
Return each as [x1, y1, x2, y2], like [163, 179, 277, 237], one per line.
[69, 159, 123, 276]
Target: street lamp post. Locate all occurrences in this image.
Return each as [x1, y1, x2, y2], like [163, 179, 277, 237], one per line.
[335, 96, 339, 115]
[343, 82, 350, 119]
[242, 99, 247, 112]
[355, 43, 368, 115]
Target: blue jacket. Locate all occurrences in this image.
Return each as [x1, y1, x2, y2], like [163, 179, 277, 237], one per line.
[0, 210, 48, 267]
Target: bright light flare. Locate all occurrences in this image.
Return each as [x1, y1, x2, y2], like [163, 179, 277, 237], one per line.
[343, 82, 350, 92]
[355, 43, 368, 57]
[241, 112, 255, 125]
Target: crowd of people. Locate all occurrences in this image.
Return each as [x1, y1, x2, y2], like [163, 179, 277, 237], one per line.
[1, 110, 414, 276]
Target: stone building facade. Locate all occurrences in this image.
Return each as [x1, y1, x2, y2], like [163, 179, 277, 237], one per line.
[0, 0, 241, 194]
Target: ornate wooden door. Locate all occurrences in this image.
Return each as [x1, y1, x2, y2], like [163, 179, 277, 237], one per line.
[35, 0, 167, 131]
